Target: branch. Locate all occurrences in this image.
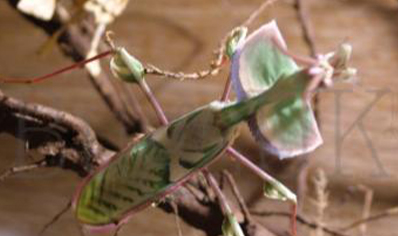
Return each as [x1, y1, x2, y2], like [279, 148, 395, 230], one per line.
[0, 89, 113, 175]
[340, 206, 398, 232]
[6, 0, 147, 134]
[251, 210, 350, 236]
[294, 0, 317, 57]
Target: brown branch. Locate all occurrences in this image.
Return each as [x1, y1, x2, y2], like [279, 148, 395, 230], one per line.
[0, 160, 47, 181]
[340, 206, 398, 232]
[294, 0, 317, 57]
[0, 89, 114, 174]
[251, 210, 350, 236]
[6, 0, 147, 134]
[223, 170, 254, 223]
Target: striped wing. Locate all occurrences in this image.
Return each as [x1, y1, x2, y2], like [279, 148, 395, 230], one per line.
[73, 105, 237, 228]
[248, 72, 322, 158]
[231, 20, 322, 158]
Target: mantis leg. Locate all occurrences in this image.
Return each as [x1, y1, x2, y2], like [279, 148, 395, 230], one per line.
[226, 147, 298, 236]
[270, 36, 317, 67]
[203, 169, 245, 236]
[303, 72, 324, 102]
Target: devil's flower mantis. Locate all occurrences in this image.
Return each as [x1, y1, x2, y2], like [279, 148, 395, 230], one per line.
[0, 18, 355, 236]
[70, 20, 356, 233]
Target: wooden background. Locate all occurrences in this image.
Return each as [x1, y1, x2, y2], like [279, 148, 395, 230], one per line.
[0, 0, 398, 236]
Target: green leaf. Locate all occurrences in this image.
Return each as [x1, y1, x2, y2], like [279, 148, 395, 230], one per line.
[263, 180, 297, 203]
[222, 213, 245, 236]
[110, 47, 145, 83]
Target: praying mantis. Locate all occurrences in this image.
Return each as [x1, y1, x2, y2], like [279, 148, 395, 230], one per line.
[0, 11, 356, 236]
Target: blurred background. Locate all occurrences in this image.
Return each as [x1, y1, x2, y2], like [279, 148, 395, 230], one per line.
[0, 0, 398, 236]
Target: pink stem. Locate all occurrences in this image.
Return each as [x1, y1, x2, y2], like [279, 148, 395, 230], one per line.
[138, 79, 169, 126]
[220, 73, 232, 102]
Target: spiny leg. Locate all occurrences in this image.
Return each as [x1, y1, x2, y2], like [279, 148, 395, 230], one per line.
[270, 36, 317, 66]
[303, 72, 324, 102]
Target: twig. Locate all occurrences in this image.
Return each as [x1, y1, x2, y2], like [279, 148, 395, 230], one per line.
[250, 211, 349, 236]
[356, 185, 373, 236]
[203, 169, 232, 215]
[39, 201, 72, 236]
[223, 170, 253, 223]
[171, 201, 184, 236]
[340, 206, 398, 232]
[0, 90, 107, 163]
[293, 0, 317, 57]
[144, 63, 224, 81]
[242, 0, 279, 27]
[310, 169, 329, 236]
[144, 0, 278, 82]
[0, 160, 47, 182]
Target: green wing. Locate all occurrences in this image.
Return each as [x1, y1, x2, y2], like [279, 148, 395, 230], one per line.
[73, 105, 237, 227]
[231, 20, 322, 158]
[231, 20, 298, 98]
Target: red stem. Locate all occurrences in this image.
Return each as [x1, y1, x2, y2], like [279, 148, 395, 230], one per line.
[0, 50, 113, 84]
[220, 73, 232, 102]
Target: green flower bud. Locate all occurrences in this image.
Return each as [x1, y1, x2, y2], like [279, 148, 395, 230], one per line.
[226, 27, 248, 59]
[110, 47, 145, 83]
